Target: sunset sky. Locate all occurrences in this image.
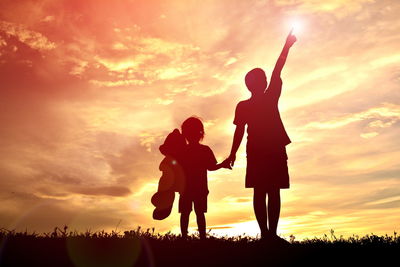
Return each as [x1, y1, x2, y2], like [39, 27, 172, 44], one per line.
[1, 0, 399, 240]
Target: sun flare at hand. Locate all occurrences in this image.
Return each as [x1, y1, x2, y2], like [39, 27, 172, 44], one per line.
[289, 18, 305, 35]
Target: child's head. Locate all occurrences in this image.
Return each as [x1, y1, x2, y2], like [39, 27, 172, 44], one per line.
[245, 68, 267, 95]
[181, 116, 204, 144]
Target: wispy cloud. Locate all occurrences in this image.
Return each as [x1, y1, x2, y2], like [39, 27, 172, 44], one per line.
[0, 20, 56, 51]
[274, 0, 374, 17]
[304, 103, 400, 130]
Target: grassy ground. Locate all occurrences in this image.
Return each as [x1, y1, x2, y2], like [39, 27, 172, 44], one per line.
[0, 226, 398, 266]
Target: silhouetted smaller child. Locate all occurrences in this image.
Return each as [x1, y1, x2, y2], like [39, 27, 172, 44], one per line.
[179, 117, 231, 240]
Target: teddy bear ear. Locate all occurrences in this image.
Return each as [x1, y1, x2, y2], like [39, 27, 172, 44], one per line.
[172, 128, 181, 134]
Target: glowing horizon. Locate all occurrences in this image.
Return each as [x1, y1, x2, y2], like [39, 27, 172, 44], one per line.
[0, 0, 399, 240]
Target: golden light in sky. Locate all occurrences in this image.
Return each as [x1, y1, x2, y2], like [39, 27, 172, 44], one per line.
[0, 0, 399, 240]
[289, 18, 305, 35]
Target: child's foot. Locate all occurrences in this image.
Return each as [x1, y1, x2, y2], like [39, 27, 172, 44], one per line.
[199, 233, 207, 240]
[260, 230, 271, 241]
[181, 233, 188, 240]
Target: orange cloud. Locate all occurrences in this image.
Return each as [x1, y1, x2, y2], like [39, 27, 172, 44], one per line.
[275, 0, 374, 17]
[0, 20, 56, 51]
[70, 186, 132, 197]
[304, 103, 400, 130]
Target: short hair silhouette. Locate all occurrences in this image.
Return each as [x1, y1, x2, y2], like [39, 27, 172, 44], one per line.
[181, 117, 204, 143]
[245, 68, 267, 93]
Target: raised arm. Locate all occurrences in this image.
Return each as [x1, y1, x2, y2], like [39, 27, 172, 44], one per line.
[270, 29, 297, 84]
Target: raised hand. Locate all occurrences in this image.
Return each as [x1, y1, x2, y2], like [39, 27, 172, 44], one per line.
[285, 28, 297, 48]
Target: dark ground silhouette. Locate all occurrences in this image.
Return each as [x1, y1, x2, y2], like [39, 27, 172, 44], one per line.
[0, 228, 398, 266]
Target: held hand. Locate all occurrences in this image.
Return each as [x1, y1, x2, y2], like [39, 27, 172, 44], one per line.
[227, 154, 236, 168]
[285, 28, 297, 48]
[221, 158, 232, 170]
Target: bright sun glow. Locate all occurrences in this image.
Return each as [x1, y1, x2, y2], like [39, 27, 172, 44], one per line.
[289, 19, 305, 35]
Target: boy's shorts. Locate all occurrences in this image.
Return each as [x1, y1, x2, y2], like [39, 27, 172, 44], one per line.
[178, 193, 207, 213]
[245, 146, 290, 190]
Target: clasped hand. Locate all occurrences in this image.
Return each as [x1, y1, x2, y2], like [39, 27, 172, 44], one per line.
[221, 154, 236, 170]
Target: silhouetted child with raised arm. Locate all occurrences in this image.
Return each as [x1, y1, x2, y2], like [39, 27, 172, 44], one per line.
[179, 117, 231, 240]
[226, 30, 296, 241]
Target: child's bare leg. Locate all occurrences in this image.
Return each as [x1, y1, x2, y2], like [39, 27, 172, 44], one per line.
[268, 189, 281, 236]
[195, 211, 206, 239]
[180, 212, 190, 238]
[254, 188, 268, 238]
